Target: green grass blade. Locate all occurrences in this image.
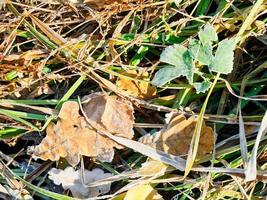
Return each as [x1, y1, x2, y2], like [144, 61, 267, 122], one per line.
[0, 99, 59, 105]
[184, 73, 220, 177]
[0, 109, 46, 121]
[0, 109, 39, 131]
[55, 75, 85, 109]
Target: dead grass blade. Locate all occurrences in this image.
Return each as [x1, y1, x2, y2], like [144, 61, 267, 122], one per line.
[108, 10, 135, 63]
[221, 76, 267, 101]
[192, 166, 267, 179]
[245, 110, 267, 181]
[98, 131, 187, 171]
[29, 15, 66, 46]
[238, 106, 248, 167]
[0, 160, 26, 195]
[236, 0, 265, 43]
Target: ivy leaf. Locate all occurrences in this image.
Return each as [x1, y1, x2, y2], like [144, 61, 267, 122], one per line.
[188, 39, 213, 65]
[209, 38, 236, 74]
[198, 23, 218, 45]
[154, 44, 194, 86]
[152, 65, 189, 87]
[193, 79, 212, 94]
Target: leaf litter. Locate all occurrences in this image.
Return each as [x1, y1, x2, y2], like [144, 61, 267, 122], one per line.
[30, 93, 135, 166]
[1, 0, 267, 199]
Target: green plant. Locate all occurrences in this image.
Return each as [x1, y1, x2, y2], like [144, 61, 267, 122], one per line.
[152, 24, 236, 93]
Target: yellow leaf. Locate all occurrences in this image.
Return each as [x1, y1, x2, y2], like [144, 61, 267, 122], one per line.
[111, 193, 127, 200]
[124, 185, 163, 200]
[138, 160, 168, 176]
[116, 70, 157, 100]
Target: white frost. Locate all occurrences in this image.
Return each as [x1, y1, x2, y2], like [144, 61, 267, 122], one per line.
[48, 167, 112, 199]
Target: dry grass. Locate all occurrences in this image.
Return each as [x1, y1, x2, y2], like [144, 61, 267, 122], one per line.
[0, 0, 267, 199]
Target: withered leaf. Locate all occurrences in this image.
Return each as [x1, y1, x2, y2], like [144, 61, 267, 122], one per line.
[1, 50, 47, 65]
[138, 159, 168, 177]
[82, 92, 134, 139]
[124, 184, 163, 200]
[116, 70, 157, 100]
[139, 113, 214, 158]
[30, 97, 134, 166]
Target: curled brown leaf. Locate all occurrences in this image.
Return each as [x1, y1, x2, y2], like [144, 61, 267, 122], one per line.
[30, 94, 135, 166]
[82, 92, 134, 139]
[139, 113, 214, 158]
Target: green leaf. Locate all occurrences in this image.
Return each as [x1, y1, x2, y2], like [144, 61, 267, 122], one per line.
[209, 38, 236, 74]
[188, 39, 213, 65]
[198, 23, 218, 45]
[193, 79, 212, 94]
[159, 44, 194, 84]
[130, 15, 141, 34]
[160, 44, 188, 67]
[152, 65, 189, 87]
[42, 66, 51, 74]
[5, 71, 19, 81]
[182, 51, 194, 83]
[16, 30, 32, 38]
[130, 46, 149, 66]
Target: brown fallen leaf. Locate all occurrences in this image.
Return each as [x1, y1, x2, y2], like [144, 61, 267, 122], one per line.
[139, 113, 214, 158]
[82, 92, 134, 139]
[116, 70, 157, 100]
[30, 95, 134, 166]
